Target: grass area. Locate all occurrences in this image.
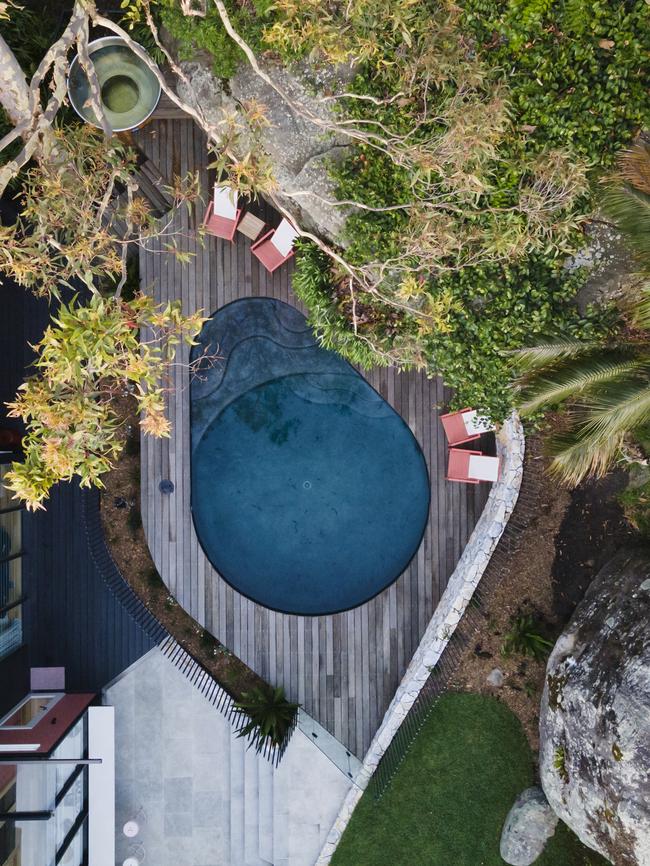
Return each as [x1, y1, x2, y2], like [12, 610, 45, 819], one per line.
[331, 693, 608, 866]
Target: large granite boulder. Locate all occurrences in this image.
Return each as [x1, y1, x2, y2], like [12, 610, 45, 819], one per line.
[539, 548, 650, 866]
[500, 786, 559, 866]
[176, 56, 357, 242]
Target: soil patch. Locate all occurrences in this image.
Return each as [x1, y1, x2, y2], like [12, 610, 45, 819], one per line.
[551, 470, 633, 622]
[450, 433, 633, 755]
[100, 395, 262, 701]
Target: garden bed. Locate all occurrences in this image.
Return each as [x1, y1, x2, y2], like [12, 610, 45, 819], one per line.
[100, 395, 263, 701]
[331, 692, 608, 866]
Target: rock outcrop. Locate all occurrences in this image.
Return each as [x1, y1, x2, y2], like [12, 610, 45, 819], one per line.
[539, 548, 650, 866]
[176, 57, 357, 242]
[500, 787, 559, 866]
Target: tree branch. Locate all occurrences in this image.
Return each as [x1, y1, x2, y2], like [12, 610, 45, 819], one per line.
[75, 17, 113, 138]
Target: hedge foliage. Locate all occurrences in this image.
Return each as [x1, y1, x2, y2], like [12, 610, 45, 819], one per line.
[463, 0, 650, 163]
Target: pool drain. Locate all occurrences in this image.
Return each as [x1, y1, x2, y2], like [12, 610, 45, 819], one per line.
[303, 480, 312, 490]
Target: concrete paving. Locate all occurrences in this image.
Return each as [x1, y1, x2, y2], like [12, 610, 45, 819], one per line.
[105, 647, 353, 866]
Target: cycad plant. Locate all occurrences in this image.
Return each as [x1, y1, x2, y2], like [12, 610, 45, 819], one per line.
[233, 685, 299, 752]
[514, 139, 650, 486]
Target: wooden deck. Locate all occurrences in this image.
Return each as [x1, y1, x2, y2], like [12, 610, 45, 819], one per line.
[137, 118, 489, 758]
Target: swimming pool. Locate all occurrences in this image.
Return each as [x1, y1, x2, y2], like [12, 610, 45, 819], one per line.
[190, 298, 430, 616]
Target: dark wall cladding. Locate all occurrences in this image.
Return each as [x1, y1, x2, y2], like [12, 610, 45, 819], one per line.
[0, 645, 29, 716]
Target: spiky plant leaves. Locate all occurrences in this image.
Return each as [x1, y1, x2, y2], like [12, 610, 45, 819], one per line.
[615, 140, 650, 197]
[234, 685, 299, 752]
[546, 426, 626, 487]
[582, 380, 650, 441]
[517, 355, 648, 415]
[513, 140, 650, 486]
[513, 339, 600, 373]
[627, 283, 650, 331]
[603, 140, 650, 269]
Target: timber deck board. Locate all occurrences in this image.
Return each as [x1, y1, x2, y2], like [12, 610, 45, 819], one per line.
[137, 119, 490, 758]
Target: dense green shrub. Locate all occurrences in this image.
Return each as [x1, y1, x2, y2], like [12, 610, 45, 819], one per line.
[158, 0, 274, 79]
[424, 258, 608, 417]
[292, 242, 387, 369]
[294, 243, 607, 418]
[462, 0, 650, 163]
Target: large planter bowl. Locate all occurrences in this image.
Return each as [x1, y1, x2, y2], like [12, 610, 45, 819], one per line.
[67, 36, 161, 132]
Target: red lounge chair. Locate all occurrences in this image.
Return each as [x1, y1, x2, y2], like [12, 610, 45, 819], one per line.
[251, 218, 299, 273]
[203, 185, 241, 241]
[447, 448, 500, 484]
[440, 408, 494, 446]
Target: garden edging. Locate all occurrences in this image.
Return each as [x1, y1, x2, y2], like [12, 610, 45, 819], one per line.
[315, 411, 526, 864]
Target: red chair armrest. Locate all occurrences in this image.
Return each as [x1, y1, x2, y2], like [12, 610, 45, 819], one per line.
[251, 229, 275, 251]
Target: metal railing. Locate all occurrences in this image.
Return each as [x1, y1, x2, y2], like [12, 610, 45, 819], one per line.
[367, 451, 545, 799]
[81, 488, 297, 766]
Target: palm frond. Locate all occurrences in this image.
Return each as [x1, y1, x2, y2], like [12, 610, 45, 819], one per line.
[602, 184, 650, 270]
[513, 340, 597, 373]
[547, 427, 625, 486]
[626, 281, 650, 331]
[517, 357, 647, 415]
[579, 381, 650, 440]
[616, 140, 650, 196]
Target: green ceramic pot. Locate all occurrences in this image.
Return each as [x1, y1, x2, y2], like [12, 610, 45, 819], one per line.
[67, 36, 161, 132]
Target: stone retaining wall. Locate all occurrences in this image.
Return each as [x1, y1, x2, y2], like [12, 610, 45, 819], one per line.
[315, 412, 526, 864]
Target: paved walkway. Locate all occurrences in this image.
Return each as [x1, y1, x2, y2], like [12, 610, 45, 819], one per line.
[106, 648, 353, 866]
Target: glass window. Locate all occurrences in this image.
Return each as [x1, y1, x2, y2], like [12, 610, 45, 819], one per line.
[0, 715, 89, 866]
[56, 817, 85, 866]
[0, 762, 57, 866]
[0, 472, 23, 664]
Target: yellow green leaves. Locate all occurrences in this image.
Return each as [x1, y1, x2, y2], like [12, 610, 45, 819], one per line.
[0, 126, 200, 298]
[4, 294, 204, 510]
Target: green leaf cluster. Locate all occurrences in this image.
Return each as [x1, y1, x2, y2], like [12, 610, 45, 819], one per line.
[233, 685, 298, 751]
[462, 0, 650, 162]
[292, 242, 389, 369]
[4, 294, 205, 511]
[156, 0, 274, 79]
[502, 613, 553, 661]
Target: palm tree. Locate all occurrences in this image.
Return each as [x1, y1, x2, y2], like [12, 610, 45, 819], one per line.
[514, 139, 650, 486]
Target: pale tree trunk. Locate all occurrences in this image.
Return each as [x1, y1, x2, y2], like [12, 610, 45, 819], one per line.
[0, 1, 87, 196]
[0, 31, 34, 128]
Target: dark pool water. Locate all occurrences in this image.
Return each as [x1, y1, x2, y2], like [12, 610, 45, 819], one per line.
[190, 298, 430, 615]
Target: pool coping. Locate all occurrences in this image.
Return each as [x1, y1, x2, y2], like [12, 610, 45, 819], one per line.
[314, 411, 526, 864]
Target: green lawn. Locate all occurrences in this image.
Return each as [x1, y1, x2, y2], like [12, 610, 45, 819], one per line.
[332, 693, 607, 866]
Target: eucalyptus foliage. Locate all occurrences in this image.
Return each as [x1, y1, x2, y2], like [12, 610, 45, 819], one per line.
[129, 0, 648, 418]
[5, 295, 205, 510]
